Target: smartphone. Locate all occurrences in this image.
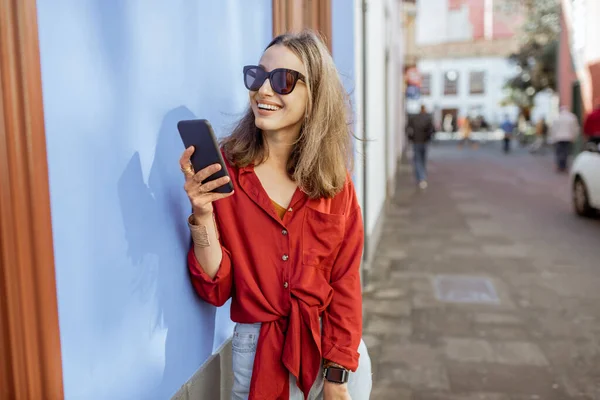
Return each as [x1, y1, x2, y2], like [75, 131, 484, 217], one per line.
[177, 119, 234, 194]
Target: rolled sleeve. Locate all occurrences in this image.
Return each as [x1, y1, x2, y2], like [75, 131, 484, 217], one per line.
[187, 245, 233, 307]
[321, 206, 364, 371]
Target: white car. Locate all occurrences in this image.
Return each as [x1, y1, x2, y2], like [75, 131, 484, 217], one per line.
[571, 142, 600, 217]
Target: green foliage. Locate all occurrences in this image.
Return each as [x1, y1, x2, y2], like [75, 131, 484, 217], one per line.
[501, 0, 560, 108]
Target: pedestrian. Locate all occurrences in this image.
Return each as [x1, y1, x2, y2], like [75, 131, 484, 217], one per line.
[407, 104, 434, 189]
[550, 106, 580, 173]
[459, 117, 478, 149]
[529, 117, 548, 154]
[179, 31, 371, 400]
[500, 114, 515, 154]
[583, 97, 600, 146]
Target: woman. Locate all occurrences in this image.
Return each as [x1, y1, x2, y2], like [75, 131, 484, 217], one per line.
[459, 117, 475, 149]
[179, 31, 371, 400]
[530, 117, 548, 154]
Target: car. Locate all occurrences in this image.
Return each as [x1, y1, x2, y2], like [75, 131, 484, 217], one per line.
[570, 141, 600, 217]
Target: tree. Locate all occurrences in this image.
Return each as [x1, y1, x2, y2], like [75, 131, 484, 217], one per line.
[500, 0, 560, 111]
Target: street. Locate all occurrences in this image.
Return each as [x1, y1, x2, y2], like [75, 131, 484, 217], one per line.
[364, 141, 600, 400]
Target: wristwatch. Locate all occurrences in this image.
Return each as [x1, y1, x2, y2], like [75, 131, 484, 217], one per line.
[323, 365, 349, 384]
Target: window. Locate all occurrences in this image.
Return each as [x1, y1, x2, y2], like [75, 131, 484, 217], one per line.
[444, 70, 459, 95]
[469, 71, 485, 94]
[421, 73, 431, 96]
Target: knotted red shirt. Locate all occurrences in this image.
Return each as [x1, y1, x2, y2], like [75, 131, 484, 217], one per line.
[188, 161, 364, 400]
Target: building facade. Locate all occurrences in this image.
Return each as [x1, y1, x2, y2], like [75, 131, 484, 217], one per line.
[559, 0, 600, 118]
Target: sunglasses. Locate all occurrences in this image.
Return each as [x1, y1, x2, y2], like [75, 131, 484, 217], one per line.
[243, 65, 306, 95]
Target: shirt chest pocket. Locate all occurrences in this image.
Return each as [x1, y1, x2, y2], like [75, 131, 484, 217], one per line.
[302, 207, 346, 269]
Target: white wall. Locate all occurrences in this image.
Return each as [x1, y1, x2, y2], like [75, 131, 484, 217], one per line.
[416, 0, 448, 45]
[353, 0, 402, 240]
[351, 0, 401, 246]
[446, 5, 473, 42]
[365, 0, 389, 236]
[417, 56, 520, 125]
[417, 0, 476, 45]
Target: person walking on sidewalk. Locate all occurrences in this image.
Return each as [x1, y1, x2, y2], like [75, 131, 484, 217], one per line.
[179, 31, 371, 400]
[550, 106, 580, 173]
[407, 104, 434, 189]
[500, 115, 515, 154]
[529, 117, 548, 154]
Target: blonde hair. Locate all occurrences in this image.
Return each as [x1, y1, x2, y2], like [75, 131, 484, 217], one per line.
[220, 30, 354, 199]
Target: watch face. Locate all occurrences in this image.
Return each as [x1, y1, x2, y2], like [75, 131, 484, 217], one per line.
[326, 367, 347, 383]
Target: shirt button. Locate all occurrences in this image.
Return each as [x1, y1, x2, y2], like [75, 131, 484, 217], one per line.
[288, 207, 293, 212]
[282, 254, 289, 261]
[282, 229, 288, 235]
[283, 282, 289, 288]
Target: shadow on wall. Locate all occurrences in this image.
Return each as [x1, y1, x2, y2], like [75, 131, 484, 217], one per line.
[118, 106, 217, 399]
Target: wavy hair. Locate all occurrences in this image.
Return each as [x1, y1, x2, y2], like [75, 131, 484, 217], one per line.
[220, 30, 354, 199]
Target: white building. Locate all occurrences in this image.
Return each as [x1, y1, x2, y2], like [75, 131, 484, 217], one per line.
[409, 0, 524, 126]
[416, 57, 521, 126]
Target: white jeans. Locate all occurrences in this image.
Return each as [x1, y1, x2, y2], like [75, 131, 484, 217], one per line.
[231, 323, 372, 400]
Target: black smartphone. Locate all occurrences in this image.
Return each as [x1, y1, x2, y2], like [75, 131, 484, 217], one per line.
[177, 119, 234, 194]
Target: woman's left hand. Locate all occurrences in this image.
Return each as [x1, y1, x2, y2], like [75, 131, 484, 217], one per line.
[323, 381, 351, 400]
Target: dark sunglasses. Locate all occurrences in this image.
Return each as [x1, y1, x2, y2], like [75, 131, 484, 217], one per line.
[243, 65, 306, 95]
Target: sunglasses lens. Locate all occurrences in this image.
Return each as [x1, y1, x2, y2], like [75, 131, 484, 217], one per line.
[271, 70, 295, 94]
[244, 67, 264, 91]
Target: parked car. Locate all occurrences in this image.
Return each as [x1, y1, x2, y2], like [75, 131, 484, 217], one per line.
[570, 141, 600, 217]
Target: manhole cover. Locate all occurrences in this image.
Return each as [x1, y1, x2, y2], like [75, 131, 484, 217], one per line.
[433, 275, 500, 304]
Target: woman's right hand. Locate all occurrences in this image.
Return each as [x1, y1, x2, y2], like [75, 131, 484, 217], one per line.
[179, 146, 234, 219]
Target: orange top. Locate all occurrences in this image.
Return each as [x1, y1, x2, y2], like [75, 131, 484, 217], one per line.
[271, 200, 287, 220]
[188, 161, 364, 400]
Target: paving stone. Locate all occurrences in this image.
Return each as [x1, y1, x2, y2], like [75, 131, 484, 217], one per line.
[482, 244, 530, 258]
[443, 338, 496, 363]
[475, 326, 530, 341]
[414, 393, 511, 400]
[445, 362, 568, 399]
[457, 203, 495, 215]
[372, 287, 408, 300]
[443, 338, 548, 366]
[364, 299, 411, 317]
[370, 384, 413, 400]
[378, 342, 439, 365]
[443, 247, 483, 257]
[378, 364, 450, 391]
[411, 310, 472, 338]
[365, 315, 412, 337]
[491, 342, 549, 366]
[362, 333, 381, 350]
[466, 219, 505, 237]
[412, 292, 443, 309]
[474, 313, 522, 325]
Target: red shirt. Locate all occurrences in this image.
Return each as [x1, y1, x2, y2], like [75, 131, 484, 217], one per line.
[187, 161, 364, 400]
[584, 107, 600, 137]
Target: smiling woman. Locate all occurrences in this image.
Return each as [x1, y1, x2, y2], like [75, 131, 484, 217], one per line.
[180, 30, 371, 400]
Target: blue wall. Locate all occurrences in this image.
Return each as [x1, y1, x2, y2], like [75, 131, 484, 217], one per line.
[36, 1, 271, 399]
[332, 0, 356, 100]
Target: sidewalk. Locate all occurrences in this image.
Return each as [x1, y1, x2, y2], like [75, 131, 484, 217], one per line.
[363, 144, 600, 400]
